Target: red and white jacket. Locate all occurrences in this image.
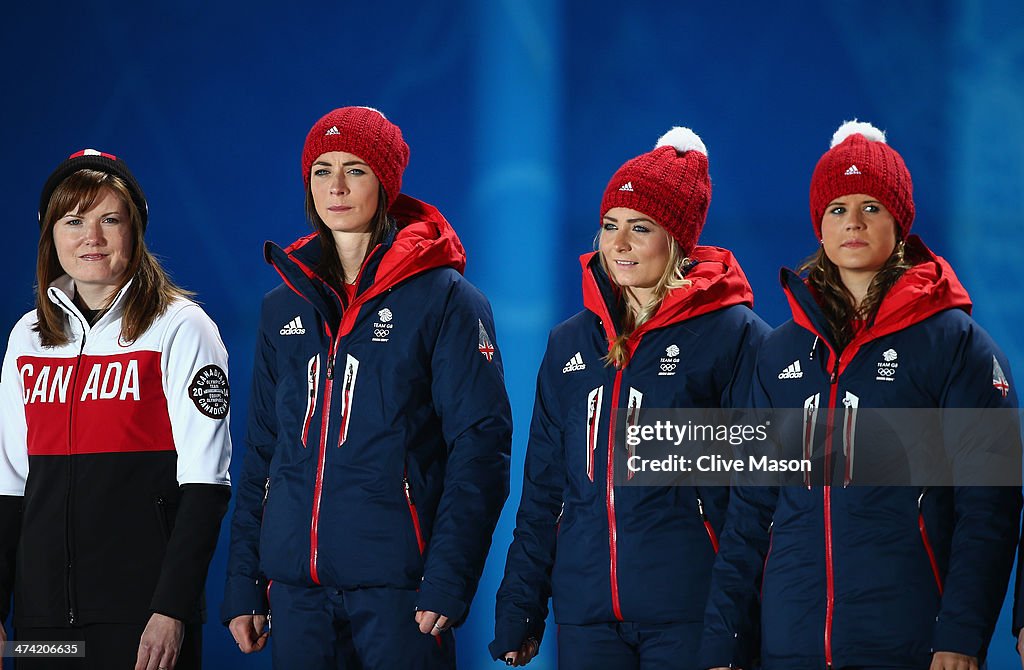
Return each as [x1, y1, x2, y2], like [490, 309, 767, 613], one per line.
[0, 275, 232, 627]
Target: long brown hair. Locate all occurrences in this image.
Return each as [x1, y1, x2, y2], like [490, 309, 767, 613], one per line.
[797, 241, 916, 352]
[601, 236, 692, 368]
[305, 183, 394, 291]
[34, 169, 193, 347]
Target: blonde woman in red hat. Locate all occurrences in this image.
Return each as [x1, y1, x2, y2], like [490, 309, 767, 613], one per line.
[700, 121, 1021, 670]
[221, 106, 512, 669]
[491, 127, 769, 668]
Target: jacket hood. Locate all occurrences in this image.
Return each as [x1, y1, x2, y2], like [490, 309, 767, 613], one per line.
[782, 235, 972, 351]
[581, 245, 755, 351]
[265, 194, 466, 336]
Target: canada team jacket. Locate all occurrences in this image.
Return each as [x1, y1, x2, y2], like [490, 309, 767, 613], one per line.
[700, 236, 1022, 670]
[0, 276, 232, 627]
[490, 247, 769, 657]
[221, 194, 512, 625]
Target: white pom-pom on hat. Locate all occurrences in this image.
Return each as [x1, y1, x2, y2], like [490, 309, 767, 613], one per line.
[830, 120, 886, 148]
[655, 126, 707, 157]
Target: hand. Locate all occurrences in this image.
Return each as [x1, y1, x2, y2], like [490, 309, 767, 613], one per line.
[929, 650, 978, 670]
[135, 613, 184, 670]
[502, 637, 539, 666]
[414, 610, 450, 637]
[229, 614, 269, 653]
[0, 624, 6, 657]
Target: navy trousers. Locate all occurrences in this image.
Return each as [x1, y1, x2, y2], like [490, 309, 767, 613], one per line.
[556, 621, 701, 670]
[268, 581, 456, 670]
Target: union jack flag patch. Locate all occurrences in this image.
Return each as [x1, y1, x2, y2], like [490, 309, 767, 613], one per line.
[478, 320, 495, 363]
[993, 355, 1010, 398]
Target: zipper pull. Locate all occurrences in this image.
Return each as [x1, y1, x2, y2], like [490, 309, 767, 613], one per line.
[263, 478, 271, 505]
[809, 335, 819, 360]
[403, 477, 414, 504]
[696, 494, 706, 518]
[830, 359, 840, 384]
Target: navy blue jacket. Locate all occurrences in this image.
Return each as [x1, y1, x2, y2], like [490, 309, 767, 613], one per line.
[701, 237, 1022, 670]
[491, 247, 769, 658]
[222, 195, 512, 625]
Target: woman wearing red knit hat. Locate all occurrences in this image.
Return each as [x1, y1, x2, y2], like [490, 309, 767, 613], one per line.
[221, 106, 512, 669]
[491, 127, 769, 668]
[700, 121, 1021, 670]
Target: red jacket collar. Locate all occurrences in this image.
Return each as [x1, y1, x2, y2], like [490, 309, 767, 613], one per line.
[581, 245, 755, 349]
[782, 235, 972, 352]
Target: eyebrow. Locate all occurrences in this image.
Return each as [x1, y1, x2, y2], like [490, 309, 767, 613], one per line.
[62, 210, 122, 217]
[828, 199, 881, 206]
[603, 215, 654, 224]
[312, 160, 370, 167]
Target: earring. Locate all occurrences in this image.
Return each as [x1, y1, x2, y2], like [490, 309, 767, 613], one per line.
[896, 240, 906, 263]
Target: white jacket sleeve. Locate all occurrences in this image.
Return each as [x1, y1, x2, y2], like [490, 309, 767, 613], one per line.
[159, 303, 232, 486]
[0, 317, 31, 496]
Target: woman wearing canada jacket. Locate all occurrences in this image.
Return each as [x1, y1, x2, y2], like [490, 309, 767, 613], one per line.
[491, 127, 768, 669]
[221, 106, 512, 669]
[0, 150, 233, 669]
[700, 121, 1022, 670]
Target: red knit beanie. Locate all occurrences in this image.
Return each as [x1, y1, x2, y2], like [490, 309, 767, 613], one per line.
[809, 120, 914, 239]
[301, 106, 410, 208]
[600, 127, 711, 255]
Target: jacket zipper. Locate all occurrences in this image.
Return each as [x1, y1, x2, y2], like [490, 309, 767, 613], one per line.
[305, 248, 376, 585]
[64, 315, 88, 625]
[309, 338, 338, 584]
[403, 474, 426, 555]
[606, 369, 624, 621]
[823, 356, 840, 669]
[760, 522, 774, 601]
[695, 491, 719, 553]
[917, 489, 944, 595]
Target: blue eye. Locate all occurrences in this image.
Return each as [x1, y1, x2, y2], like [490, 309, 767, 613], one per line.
[829, 206, 846, 215]
[602, 223, 618, 231]
[65, 218, 83, 226]
[632, 225, 650, 233]
[863, 204, 879, 213]
[102, 217, 121, 225]
[313, 168, 330, 177]
[347, 168, 365, 176]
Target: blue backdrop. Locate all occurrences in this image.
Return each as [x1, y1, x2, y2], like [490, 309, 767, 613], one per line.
[3, 1, 1023, 668]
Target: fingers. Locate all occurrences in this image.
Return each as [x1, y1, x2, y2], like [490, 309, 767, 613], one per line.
[430, 615, 450, 637]
[228, 615, 268, 654]
[503, 638, 538, 666]
[135, 614, 183, 670]
[415, 610, 450, 635]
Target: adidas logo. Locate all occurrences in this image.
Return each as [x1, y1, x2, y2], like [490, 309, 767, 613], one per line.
[280, 316, 306, 335]
[325, 126, 340, 136]
[618, 181, 634, 192]
[562, 352, 586, 373]
[844, 164, 861, 175]
[778, 360, 803, 379]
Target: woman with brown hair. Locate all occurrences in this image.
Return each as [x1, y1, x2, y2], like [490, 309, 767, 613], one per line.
[221, 106, 511, 669]
[0, 149, 232, 669]
[700, 121, 1021, 670]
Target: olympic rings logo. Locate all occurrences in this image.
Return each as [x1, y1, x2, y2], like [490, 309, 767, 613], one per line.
[876, 368, 895, 376]
[660, 363, 676, 373]
[374, 329, 390, 338]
